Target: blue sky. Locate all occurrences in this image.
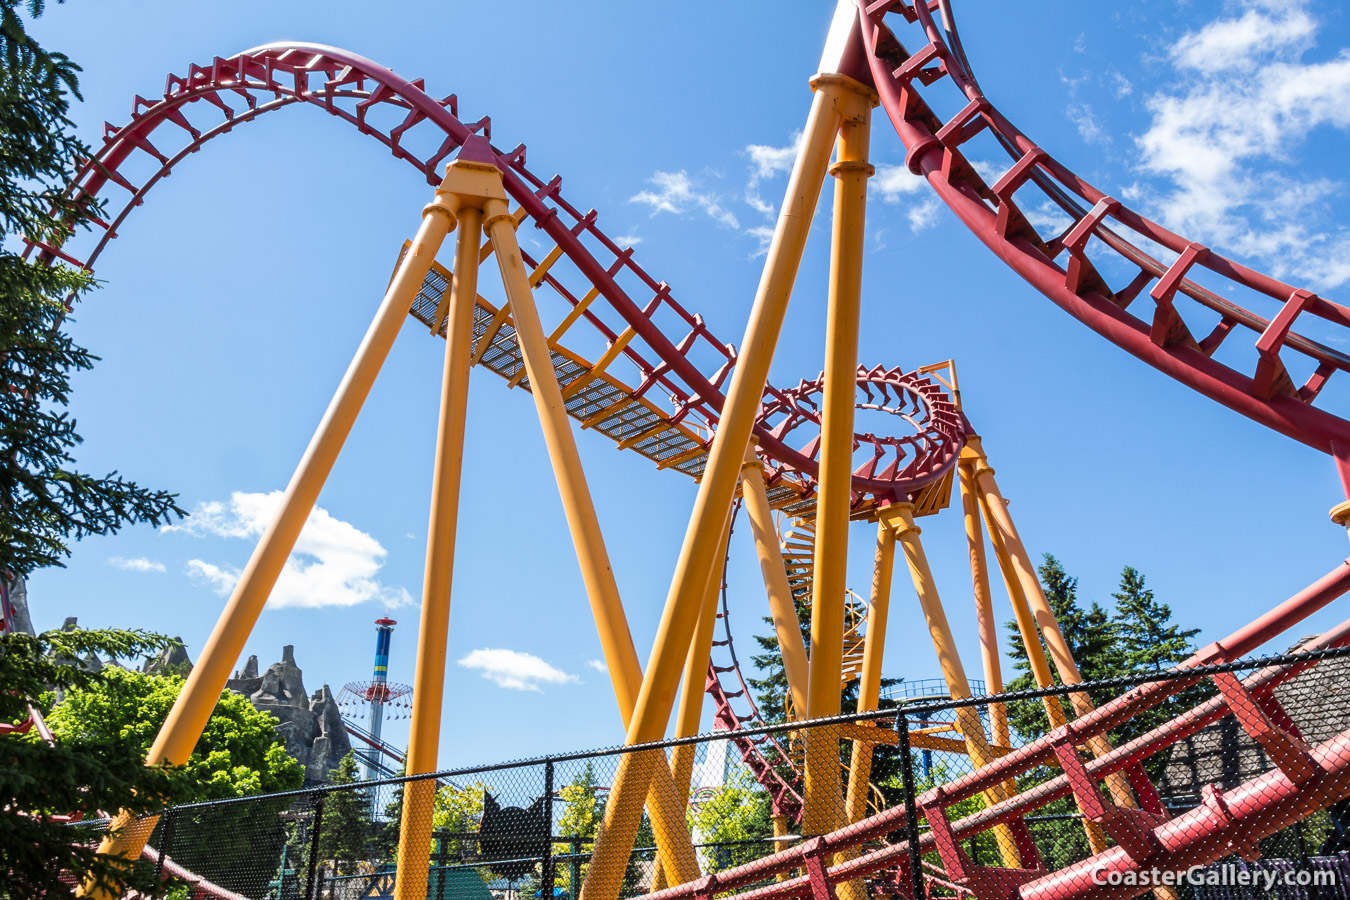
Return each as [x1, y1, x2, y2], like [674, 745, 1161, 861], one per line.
[22, 0, 1350, 768]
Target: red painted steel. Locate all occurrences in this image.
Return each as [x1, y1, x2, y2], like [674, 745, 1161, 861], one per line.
[24, 42, 960, 502]
[856, 1, 1350, 456]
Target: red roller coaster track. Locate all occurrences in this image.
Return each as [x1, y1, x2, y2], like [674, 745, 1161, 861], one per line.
[13, 2, 1350, 898]
[854, 0, 1350, 470]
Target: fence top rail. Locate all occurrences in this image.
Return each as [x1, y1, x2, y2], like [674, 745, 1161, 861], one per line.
[108, 644, 1350, 818]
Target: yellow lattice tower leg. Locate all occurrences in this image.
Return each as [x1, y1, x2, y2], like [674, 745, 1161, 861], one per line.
[578, 70, 851, 900]
[81, 177, 462, 900]
[480, 188, 701, 887]
[740, 446, 810, 715]
[393, 158, 501, 900]
[883, 502, 1023, 868]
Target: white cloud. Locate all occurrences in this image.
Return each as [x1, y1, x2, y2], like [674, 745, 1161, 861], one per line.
[1068, 102, 1110, 146]
[458, 648, 579, 692]
[907, 198, 942, 233]
[171, 491, 412, 609]
[109, 556, 166, 573]
[870, 165, 941, 232]
[746, 134, 801, 188]
[1109, 71, 1133, 98]
[186, 558, 238, 593]
[1132, 0, 1350, 289]
[871, 164, 926, 202]
[630, 171, 739, 229]
[585, 659, 607, 673]
[746, 224, 776, 258]
[1172, 4, 1316, 74]
[1024, 202, 1074, 236]
[615, 234, 643, 246]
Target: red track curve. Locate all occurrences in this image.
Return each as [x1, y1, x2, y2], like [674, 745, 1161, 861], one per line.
[25, 41, 958, 502]
[856, 0, 1350, 462]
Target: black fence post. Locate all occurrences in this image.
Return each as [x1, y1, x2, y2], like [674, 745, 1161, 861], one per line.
[571, 836, 582, 900]
[306, 793, 325, 900]
[543, 759, 556, 900]
[155, 808, 175, 885]
[896, 707, 925, 900]
[433, 832, 449, 900]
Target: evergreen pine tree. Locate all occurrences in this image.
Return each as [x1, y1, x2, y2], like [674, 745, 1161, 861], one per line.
[316, 752, 374, 875]
[747, 594, 812, 723]
[1003, 555, 1119, 739]
[1109, 565, 1208, 748]
[1112, 566, 1199, 674]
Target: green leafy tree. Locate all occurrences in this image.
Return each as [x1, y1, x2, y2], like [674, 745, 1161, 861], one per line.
[46, 666, 304, 894]
[1109, 565, 1208, 752]
[687, 769, 773, 873]
[748, 593, 813, 724]
[555, 763, 602, 895]
[1, 5, 187, 888]
[1112, 566, 1199, 675]
[1, 627, 194, 899]
[46, 666, 303, 799]
[433, 779, 486, 860]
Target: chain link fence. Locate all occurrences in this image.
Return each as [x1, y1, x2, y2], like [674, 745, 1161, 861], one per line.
[72, 644, 1350, 900]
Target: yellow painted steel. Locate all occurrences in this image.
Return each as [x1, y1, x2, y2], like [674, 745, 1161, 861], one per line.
[957, 462, 1010, 750]
[393, 180, 491, 900]
[579, 74, 848, 900]
[968, 452, 1108, 854]
[966, 437, 1137, 822]
[655, 514, 735, 885]
[844, 520, 895, 825]
[547, 285, 601, 346]
[802, 81, 876, 854]
[81, 184, 462, 898]
[740, 447, 810, 716]
[975, 482, 1068, 730]
[561, 327, 637, 400]
[482, 195, 702, 887]
[885, 503, 1023, 868]
[772, 815, 796, 882]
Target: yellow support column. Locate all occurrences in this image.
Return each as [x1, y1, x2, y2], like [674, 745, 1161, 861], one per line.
[957, 461, 1010, 750]
[973, 478, 1069, 732]
[655, 514, 734, 885]
[740, 447, 810, 716]
[393, 160, 495, 900]
[966, 437, 1136, 813]
[83, 180, 460, 897]
[885, 502, 1023, 868]
[843, 520, 895, 826]
[970, 460, 1108, 855]
[803, 74, 876, 850]
[482, 195, 701, 886]
[580, 72, 849, 900]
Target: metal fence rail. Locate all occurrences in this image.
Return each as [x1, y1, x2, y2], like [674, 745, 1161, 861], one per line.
[80, 645, 1350, 900]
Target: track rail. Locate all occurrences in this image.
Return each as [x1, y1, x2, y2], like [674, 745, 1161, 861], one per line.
[639, 562, 1350, 900]
[856, 0, 1350, 460]
[25, 41, 961, 506]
